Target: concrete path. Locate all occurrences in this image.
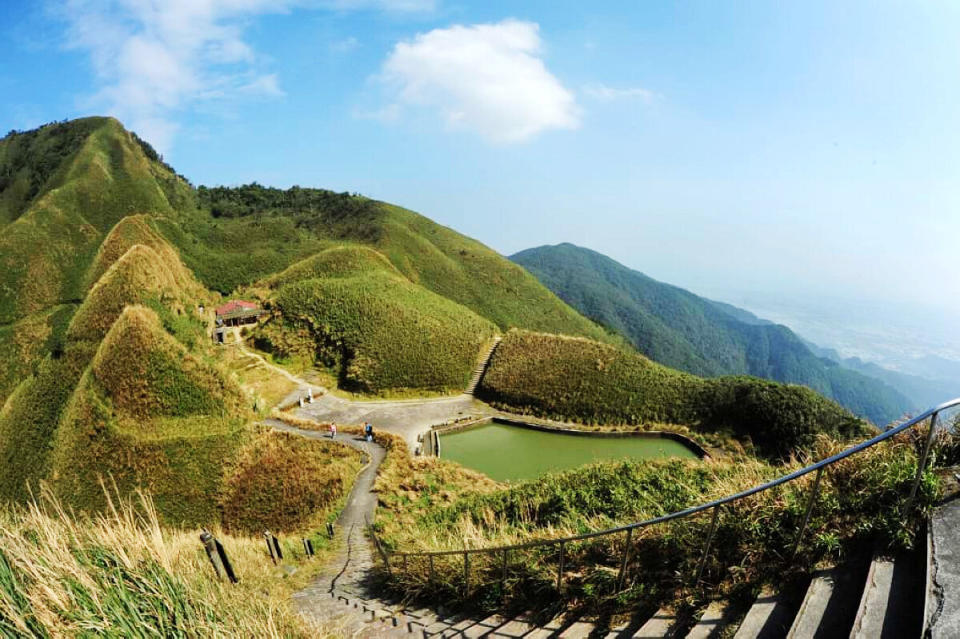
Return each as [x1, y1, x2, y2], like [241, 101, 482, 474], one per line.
[294, 392, 496, 452]
[267, 419, 403, 636]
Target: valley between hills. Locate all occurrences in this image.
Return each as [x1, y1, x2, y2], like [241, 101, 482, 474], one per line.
[0, 117, 957, 637]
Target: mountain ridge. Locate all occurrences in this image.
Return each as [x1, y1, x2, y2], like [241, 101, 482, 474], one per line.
[511, 242, 913, 425]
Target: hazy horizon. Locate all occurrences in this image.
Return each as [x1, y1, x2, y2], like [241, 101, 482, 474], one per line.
[3, 1, 958, 364]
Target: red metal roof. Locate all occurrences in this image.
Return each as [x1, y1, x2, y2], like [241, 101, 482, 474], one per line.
[216, 300, 259, 316]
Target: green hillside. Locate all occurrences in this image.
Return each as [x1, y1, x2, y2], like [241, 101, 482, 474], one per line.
[511, 243, 912, 425]
[189, 184, 609, 340]
[0, 117, 187, 325]
[479, 330, 866, 458]
[254, 246, 498, 394]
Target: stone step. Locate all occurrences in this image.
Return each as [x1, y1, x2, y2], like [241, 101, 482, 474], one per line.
[633, 608, 677, 637]
[733, 586, 795, 639]
[557, 620, 598, 638]
[491, 616, 539, 637]
[787, 560, 868, 639]
[523, 616, 566, 638]
[850, 548, 925, 639]
[786, 570, 835, 639]
[684, 601, 726, 639]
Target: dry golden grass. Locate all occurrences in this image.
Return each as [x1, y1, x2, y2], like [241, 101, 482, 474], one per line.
[0, 486, 342, 637]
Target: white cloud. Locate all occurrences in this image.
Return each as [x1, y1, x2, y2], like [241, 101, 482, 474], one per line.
[55, 0, 298, 154]
[583, 83, 657, 103]
[377, 19, 580, 143]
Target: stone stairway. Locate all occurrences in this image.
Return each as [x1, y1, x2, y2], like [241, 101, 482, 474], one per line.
[465, 336, 502, 395]
[296, 504, 960, 639]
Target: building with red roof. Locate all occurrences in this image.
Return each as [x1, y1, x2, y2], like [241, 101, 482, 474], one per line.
[215, 300, 262, 327]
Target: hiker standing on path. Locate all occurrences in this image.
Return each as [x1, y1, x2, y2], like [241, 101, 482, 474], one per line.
[364, 422, 373, 442]
[329, 422, 337, 439]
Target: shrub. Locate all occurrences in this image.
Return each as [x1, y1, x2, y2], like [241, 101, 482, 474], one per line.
[220, 430, 363, 533]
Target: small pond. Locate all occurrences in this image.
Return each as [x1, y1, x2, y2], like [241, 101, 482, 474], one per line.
[438, 420, 701, 482]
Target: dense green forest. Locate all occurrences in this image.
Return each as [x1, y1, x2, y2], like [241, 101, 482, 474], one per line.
[512, 243, 913, 425]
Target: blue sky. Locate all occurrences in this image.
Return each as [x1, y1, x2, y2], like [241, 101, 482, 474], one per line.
[2, 1, 960, 343]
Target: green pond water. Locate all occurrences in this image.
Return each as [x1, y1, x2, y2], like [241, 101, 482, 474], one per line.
[439, 422, 699, 482]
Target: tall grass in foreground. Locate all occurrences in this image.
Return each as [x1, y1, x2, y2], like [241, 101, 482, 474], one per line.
[0, 487, 336, 638]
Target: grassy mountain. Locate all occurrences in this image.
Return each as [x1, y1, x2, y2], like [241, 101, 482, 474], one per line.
[186, 184, 610, 340]
[511, 243, 912, 425]
[479, 330, 865, 459]
[253, 246, 498, 393]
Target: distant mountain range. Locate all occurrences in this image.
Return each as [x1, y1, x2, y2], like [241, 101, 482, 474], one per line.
[511, 243, 916, 426]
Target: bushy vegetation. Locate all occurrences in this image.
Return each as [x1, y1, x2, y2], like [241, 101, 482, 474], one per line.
[68, 245, 193, 344]
[85, 214, 198, 291]
[376, 430, 940, 614]
[156, 213, 332, 295]
[512, 243, 913, 425]
[479, 330, 866, 458]
[0, 489, 338, 637]
[263, 244, 402, 287]
[220, 430, 364, 533]
[0, 304, 74, 406]
[259, 269, 497, 393]
[0, 118, 105, 223]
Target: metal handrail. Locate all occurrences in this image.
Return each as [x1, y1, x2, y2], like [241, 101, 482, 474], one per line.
[383, 397, 960, 562]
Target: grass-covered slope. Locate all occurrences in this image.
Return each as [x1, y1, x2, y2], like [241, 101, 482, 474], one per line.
[512, 243, 912, 425]
[0, 491, 343, 637]
[50, 306, 249, 524]
[479, 330, 866, 458]
[191, 184, 609, 340]
[257, 253, 498, 393]
[263, 244, 403, 287]
[0, 304, 74, 406]
[0, 117, 186, 325]
[68, 244, 196, 343]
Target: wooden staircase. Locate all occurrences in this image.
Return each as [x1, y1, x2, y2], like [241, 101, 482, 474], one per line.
[465, 336, 502, 395]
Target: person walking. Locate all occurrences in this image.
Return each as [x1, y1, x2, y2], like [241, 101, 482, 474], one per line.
[329, 422, 337, 439]
[364, 422, 373, 442]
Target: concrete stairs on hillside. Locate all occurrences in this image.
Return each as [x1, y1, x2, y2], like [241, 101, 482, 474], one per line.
[465, 336, 502, 395]
[299, 497, 960, 638]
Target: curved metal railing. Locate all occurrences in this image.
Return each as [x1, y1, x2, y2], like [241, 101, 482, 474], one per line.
[373, 397, 960, 592]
